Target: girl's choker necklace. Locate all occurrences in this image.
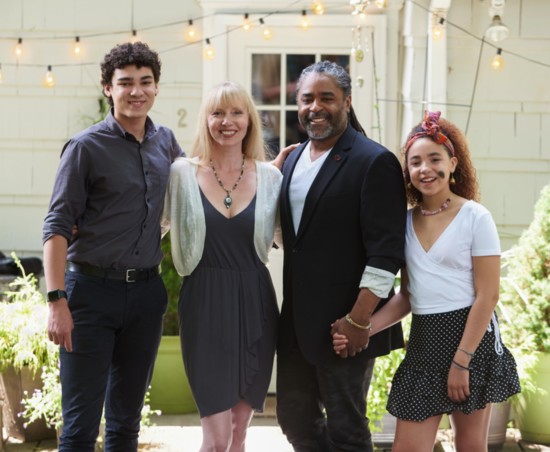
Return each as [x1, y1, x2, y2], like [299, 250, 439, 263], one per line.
[420, 198, 451, 216]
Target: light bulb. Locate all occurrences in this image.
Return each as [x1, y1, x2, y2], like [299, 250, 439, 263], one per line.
[485, 15, 509, 43]
[242, 13, 252, 32]
[432, 18, 445, 41]
[375, 0, 385, 8]
[259, 19, 273, 40]
[130, 30, 139, 43]
[14, 38, 23, 58]
[312, 1, 325, 15]
[203, 39, 216, 61]
[301, 10, 310, 30]
[43, 65, 56, 88]
[491, 48, 505, 71]
[184, 20, 200, 42]
[73, 37, 82, 57]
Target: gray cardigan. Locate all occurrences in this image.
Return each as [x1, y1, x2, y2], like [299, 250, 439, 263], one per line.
[162, 157, 283, 277]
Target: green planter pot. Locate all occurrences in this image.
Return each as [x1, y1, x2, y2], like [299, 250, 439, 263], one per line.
[148, 336, 197, 414]
[515, 352, 550, 445]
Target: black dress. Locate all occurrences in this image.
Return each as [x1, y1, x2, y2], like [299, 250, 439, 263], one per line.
[178, 191, 279, 418]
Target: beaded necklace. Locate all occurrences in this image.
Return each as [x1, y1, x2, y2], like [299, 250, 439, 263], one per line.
[210, 155, 245, 209]
[420, 198, 451, 216]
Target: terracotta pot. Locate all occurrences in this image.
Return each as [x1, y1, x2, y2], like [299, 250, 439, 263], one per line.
[0, 366, 56, 442]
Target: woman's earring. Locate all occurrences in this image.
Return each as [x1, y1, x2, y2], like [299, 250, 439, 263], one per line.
[407, 182, 412, 189]
[450, 173, 456, 185]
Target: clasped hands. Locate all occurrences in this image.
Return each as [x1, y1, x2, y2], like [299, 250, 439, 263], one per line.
[330, 315, 371, 358]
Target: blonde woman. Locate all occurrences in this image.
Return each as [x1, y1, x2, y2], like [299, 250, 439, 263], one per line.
[163, 81, 294, 451]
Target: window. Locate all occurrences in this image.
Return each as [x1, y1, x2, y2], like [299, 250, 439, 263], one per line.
[251, 53, 350, 158]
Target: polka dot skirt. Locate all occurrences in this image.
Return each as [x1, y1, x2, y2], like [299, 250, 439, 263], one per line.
[387, 307, 521, 422]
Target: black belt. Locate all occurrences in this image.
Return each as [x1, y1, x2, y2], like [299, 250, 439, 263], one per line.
[66, 261, 159, 283]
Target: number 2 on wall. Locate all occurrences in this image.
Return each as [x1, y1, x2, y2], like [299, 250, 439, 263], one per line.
[177, 108, 187, 128]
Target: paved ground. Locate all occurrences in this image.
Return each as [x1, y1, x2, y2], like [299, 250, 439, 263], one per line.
[3, 412, 550, 451]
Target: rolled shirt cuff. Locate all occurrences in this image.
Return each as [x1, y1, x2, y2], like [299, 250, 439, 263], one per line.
[359, 266, 396, 299]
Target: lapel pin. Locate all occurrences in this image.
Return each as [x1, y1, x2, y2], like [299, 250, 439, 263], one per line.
[333, 154, 342, 161]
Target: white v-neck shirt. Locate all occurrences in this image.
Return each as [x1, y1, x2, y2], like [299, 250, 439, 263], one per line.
[289, 142, 331, 234]
[406, 200, 501, 315]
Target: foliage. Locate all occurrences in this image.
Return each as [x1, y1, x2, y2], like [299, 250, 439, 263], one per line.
[160, 233, 182, 336]
[19, 361, 160, 433]
[19, 360, 63, 430]
[498, 184, 550, 396]
[367, 314, 410, 429]
[499, 184, 550, 355]
[0, 253, 58, 374]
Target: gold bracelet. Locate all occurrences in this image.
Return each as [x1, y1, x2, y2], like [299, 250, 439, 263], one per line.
[345, 314, 372, 330]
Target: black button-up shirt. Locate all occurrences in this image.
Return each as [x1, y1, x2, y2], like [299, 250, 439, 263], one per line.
[43, 111, 184, 269]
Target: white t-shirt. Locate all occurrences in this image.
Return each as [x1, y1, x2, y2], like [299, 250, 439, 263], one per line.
[406, 200, 501, 315]
[289, 142, 331, 234]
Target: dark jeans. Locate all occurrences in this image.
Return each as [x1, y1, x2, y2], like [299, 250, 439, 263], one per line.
[58, 271, 167, 452]
[277, 340, 375, 452]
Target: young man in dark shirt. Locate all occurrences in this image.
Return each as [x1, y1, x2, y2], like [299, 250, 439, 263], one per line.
[42, 42, 183, 452]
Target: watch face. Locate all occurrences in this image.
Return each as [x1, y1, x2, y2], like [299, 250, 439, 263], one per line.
[47, 289, 67, 302]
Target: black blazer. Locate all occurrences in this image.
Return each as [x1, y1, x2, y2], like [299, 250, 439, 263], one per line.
[278, 125, 407, 365]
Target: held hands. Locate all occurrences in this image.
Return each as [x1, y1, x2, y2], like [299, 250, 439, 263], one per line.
[47, 300, 74, 352]
[330, 315, 371, 359]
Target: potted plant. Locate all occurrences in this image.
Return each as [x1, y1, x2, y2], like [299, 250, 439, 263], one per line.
[499, 183, 550, 445]
[147, 233, 197, 414]
[0, 254, 58, 442]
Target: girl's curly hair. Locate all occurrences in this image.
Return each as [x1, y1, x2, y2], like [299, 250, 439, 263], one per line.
[402, 115, 479, 206]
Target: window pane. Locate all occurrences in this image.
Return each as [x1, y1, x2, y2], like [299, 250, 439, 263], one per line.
[285, 111, 309, 147]
[321, 54, 350, 73]
[286, 54, 315, 105]
[252, 54, 281, 105]
[260, 110, 281, 159]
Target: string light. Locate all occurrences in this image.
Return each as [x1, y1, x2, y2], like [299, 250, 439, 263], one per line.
[203, 38, 216, 60]
[312, 1, 325, 15]
[351, 25, 367, 63]
[43, 65, 56, 88]
[301, 10, 310, 30]
[491, 48, 505, 71]
[130, 29, 139, 43]
[374, 0, 386, 8]
[184, 19, 200, 43]
[73, 37, 82, 57]
[14, 38, 23, 58]
[485, 15, 509, 43]
[432, 17, 445, 41]
[259, 18, 273, 41]
[242, 13, 252, 32]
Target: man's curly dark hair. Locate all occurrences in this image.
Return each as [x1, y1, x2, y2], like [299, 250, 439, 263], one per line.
[100, 42, 162, 106]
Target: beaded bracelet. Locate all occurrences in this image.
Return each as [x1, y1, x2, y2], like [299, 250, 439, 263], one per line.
[451, 359, 470, 371]
[345, 314, 372, 331]
[458, 347, 475, 360]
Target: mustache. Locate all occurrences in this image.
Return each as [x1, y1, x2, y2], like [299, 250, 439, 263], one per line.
[307, 113, 329, 120]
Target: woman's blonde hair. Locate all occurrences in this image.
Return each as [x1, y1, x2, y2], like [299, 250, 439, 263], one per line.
[191, 81, 266, 162]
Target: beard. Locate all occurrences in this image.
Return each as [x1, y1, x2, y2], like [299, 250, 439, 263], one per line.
[299, 112, 347, 141]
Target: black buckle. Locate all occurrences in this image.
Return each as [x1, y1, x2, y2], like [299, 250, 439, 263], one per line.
[125, 269, 137, 283]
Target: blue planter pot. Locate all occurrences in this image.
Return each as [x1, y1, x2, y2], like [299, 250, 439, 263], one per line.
[148, 336, 197, 414]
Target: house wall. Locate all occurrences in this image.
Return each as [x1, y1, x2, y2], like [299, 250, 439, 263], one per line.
[403, 0, 550, 249]
[0, 0, 203, 257]
[0, 0, 548, 261]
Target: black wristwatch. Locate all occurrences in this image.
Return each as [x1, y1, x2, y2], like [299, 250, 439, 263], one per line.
[47, 289, 68, 302]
